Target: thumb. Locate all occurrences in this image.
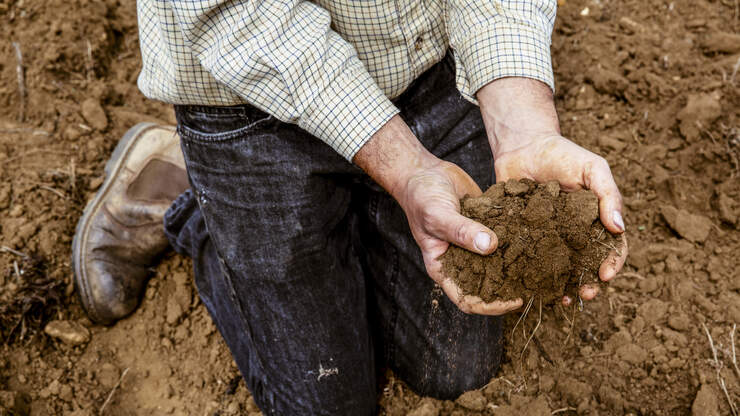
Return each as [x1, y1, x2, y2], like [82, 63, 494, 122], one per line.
[435, 212, 498, 255]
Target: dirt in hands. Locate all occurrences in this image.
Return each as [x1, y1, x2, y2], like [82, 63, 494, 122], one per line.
[441, 179, 619, 304]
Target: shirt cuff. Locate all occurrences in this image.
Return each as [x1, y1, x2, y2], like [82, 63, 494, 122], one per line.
[453, 21, 555, 104]
[299, 60, 400, 162]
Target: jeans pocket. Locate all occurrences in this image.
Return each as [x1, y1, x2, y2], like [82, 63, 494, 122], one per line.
[175, 105, 276, 143]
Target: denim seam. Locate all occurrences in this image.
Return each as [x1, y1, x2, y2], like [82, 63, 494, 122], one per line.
[188, 187, 274, 404]
[176, 117, 274, 143]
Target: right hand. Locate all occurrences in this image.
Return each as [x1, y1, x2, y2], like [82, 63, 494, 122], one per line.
[396, 159, 524, 314]
[353, 115, 523, 315]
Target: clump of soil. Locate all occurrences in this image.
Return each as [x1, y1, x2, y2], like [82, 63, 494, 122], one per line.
[441, 179, 620, 304]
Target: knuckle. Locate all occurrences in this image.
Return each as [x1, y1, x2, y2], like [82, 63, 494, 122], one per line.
[454, 222, 469, 245]
[420, 208, 437, 230]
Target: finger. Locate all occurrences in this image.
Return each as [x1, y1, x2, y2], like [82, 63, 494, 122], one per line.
[586, 157, 625, 234]
[431, 212, 498, 255]
[467, 296, 523, 315]
[438, 278, 522, 315]
[579, 284, 600, 300]
[599, 233, 629, 281]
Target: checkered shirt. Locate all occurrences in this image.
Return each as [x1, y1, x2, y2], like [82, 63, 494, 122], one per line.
[137, 0, 556, 160]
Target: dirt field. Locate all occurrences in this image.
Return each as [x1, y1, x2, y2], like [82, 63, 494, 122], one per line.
[1, 0, 739, 414]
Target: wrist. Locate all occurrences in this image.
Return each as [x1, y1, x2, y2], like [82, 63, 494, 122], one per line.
[353, 115, 439, 200]
[477, 77, 561, 156]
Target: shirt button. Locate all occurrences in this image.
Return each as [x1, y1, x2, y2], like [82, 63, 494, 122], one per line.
[414, 36, 423, 51]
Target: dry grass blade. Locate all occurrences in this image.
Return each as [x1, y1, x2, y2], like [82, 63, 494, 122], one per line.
[12, 41, 26, 122]
[99, 367, 129, 415]
[564, 302, 577, 345]
[520, 297, 543, 362]
[732, 56, 740, 84]
[732, 324, 740, 383]
[1, 246, 28, 258]
[511, 296, 535, 343]
[38, 185, 68, 199]
[702, 323, 739, 416]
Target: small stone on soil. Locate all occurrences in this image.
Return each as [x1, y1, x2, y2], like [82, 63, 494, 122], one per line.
[660, 206, 713, 243]
[408, 398, 440, 416]
[455, 390, 486, 411]
[44, 320, 90, 346]
[668, 312, 691, 331]
[616, 343, 648, 365]
[691, 384, 719, 416]
[557, 377, 592, 406]
[80, 98, 108, 131]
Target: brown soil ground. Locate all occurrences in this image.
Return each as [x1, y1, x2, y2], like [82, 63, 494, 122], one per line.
[1, 0, 739, 415]
[441, 181, 617, 304]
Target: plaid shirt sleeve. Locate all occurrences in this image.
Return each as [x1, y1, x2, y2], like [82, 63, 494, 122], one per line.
[446, 0, 557, 103]
[167, 1, 399, 161]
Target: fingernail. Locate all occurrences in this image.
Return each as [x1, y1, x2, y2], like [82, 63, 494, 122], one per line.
[613, 210, 625, 232]
[474, 232, 491, 253]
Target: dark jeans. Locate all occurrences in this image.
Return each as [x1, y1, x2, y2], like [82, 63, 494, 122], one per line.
[164, 54, 503, 415]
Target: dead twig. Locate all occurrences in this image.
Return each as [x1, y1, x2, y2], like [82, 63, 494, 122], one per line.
[99, 367, 129, 415]
[702, 323, 739, 416]
[38, 185, 67, 199]
[69, 158, 77, 192]
[0, 128, 51, 136]
[85, 40, 94, 81]
[732, 324, 740, 383]
[0, 246, 28, 258]
[12, 42, 26, 122]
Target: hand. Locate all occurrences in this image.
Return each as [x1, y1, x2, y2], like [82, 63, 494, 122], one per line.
[396, 159, 524, 314]
[354, 116, 523, 315]
[478, 78, 628, 305]
[494, 135, 629, 304]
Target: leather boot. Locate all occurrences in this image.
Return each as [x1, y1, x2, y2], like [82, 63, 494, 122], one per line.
[72, 123, 189, 324]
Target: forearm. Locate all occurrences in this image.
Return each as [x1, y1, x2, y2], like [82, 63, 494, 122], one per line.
[352, 115, 439, 200]
[477, 77, 561, 156]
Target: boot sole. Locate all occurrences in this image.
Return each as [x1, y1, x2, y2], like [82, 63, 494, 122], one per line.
[71, 123, 174, 324]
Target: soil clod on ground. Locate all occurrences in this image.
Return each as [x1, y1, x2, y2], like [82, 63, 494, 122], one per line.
[441, 179, 619, 304]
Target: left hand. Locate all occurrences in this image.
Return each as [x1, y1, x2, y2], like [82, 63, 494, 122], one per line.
[477, 78, 629, 306]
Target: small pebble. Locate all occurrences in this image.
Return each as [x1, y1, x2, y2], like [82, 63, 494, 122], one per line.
[44, 320, 91, 346]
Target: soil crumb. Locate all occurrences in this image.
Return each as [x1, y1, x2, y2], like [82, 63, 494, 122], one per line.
[441, 179, 620, 303]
